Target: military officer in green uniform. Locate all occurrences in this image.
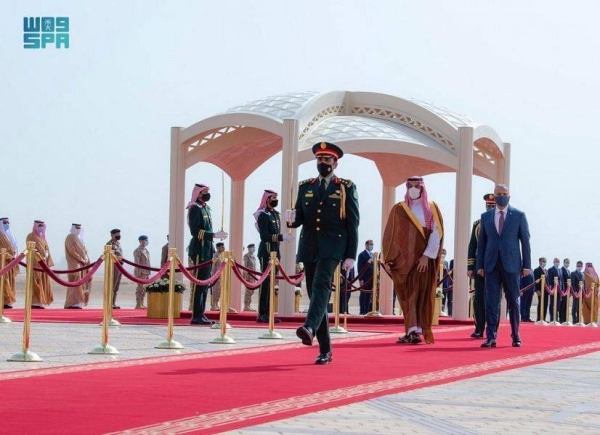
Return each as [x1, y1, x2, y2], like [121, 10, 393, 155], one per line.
[467, 193, 496, 338]
[254, 189, 294, 323]
[286, 142, 359, 365]
[187, 183, 228, 325]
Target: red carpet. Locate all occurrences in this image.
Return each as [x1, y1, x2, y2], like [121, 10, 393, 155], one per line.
[1, 324, 600, 434]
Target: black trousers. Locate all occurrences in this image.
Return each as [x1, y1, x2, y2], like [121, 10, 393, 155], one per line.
[192, 265, 211, 320]
[520, 290, 534, 320]
[359, 290, 372, 315]
[303, 258, 339, 354]
[473, 274, 486, 334]
[258, 254, 274, 319]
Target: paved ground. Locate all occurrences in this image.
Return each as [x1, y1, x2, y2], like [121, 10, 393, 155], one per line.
[3, 282, 597, 434]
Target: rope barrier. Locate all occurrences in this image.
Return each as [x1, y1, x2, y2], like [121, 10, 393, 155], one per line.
[231, 262, 272, 290]
[113, 258, 171, 285]
[0, 253, 25, 278]
[275, 263, 304, 286]
[19, 259, 100, 274]
[177, 257, 225, 286]
[37, 257, 104, 288]
[120, 256, 213, 272]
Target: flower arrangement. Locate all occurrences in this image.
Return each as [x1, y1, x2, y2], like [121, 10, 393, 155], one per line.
[295, 287, 302, 297]
[145, 277, 187, 293]
[435, 288, 444, 299]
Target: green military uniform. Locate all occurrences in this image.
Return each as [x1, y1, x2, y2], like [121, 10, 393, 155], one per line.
[188, 202, 216, 321]
[468, 218, 486, 335]
[257, 208, 284, 320]
[289, 173, 359, 355]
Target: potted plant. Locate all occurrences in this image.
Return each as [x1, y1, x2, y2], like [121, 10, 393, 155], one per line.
[145, 277, 186, 319]
[294, 287, 302, 313]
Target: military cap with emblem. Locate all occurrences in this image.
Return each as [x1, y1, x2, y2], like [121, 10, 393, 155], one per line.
[483, 193, 496, 204]
[312, 141, 344, 159]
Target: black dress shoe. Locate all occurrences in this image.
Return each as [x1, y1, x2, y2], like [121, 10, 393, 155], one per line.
[471, 332, 483, 338]
[315, 352, 333, 365]
[512, 335, 522, 347]
[31, 306, 45, 309]
[480, 339, 496, 348]
[256, 316, 268, 323]
[112, 305, 121, 309]
[190, 318, 215, 325]
[296, 325, 314, 346]
[65, 306, 82, 309]
[3, 304, 13, 309]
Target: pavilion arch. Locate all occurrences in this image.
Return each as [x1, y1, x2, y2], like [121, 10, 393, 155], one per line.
[169, 91, 510, 320]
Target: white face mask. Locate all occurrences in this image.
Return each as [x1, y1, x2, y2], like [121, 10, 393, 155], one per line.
[577, 267, 582, 272]
[408, 187, 421, 200]
[248, 248, 255, 253]
[2, 223, 9, 230]
[554, 262, 560, 268]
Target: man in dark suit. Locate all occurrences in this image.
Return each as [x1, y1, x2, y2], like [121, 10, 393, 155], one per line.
[287, 141, 359, 365]
[519, 273, 535, 322]
[357, 240, 374, 315]
[571, 260, 585, 323]
[187, 184, 228, 325]
[547, 257, 565, 323]
[476, 184, 531, 348]
[560, 258, 571, 322]
[467, 194, 496, 338]
[533, 257, 549, 322]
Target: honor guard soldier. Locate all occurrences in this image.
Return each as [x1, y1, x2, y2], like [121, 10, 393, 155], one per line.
[254, 190, 293, 323]
[468, 193, 496, 338]
[286, 141, 359, 365]
[187, 183, 228, 325]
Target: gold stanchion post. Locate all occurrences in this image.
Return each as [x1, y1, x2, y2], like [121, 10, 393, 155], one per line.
[469, 278, 475, 320]
[0, 248, 12, 323]
[575, 281, 585, 327]
[549, 277, 561, 326]
[331, 264, 347, 333]
[102, 252, 121, 327]
[89, 245, 120, 354]
[156, 248, 184, 349]
[366, 252, 383, 317]
[260, 252, 283, 339]
[212, 251, 232, 330]
[210, 251, 235, 343]
[563, 279, 573, 326]
[8, 242, 42, 361]
[536, 273, 548, 325]
[590, 283, 598, 327]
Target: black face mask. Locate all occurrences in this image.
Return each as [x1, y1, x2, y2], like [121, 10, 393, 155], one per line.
[201, 193, 211, 202]
[115, 235, 121, 240]
[269, 200, 279, 208]
[317, 162, 333, 177]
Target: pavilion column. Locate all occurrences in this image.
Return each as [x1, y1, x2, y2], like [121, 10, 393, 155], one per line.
[453, 127, 474, 320]
[229, 179, 245, 312]
[168, 127, 186, 261]
[379, 184, 396, 315]
[279, 119, 299, 316]
[500, 142, 511, 186]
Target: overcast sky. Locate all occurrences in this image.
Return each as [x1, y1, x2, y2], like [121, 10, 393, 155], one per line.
[2, 1, 599, 271]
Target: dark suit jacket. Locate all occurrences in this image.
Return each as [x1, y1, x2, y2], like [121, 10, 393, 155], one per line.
[547, 266, 565, 291]
[561, 267, 572, 286]
[476, 205, 531, 274]
[533, 266, 547, 292]
[188, 203, 216, 261]
[357, 250, 374, 290]
[257, 208, 283, 259]
[571, 270, 585, 293]
[290, 176, 359, 262]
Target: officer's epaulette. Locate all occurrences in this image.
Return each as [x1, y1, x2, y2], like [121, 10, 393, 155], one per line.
[472, 219, 481, 226]
[299, 178, 316, 186]
[335, 177, 353, 188]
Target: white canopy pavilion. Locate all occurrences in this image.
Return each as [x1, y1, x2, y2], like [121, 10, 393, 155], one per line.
[169, 91, 510, 320]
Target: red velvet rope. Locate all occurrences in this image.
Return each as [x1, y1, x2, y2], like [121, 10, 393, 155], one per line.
[519, 278, 539, 295]
[121, 257, 213, 272]
[113, 259, 172, 285]
[0, 253, 25, 277]
[234, 262, 262, 278]
[231, 262, 272, 290]
[275, 263, 305, 286]
[178, 260, 225, 286]
[20, 259, 100, 274]
[37, 258, 104, 288]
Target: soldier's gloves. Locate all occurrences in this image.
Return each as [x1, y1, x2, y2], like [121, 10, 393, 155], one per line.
[283, 209, 296, 223]
[215, 231, 228, 240]
[282, 234, 294, 242]
[342, 258, 355, 271]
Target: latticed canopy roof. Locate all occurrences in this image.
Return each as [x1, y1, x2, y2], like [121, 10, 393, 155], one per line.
[179, 91, 505, 183]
